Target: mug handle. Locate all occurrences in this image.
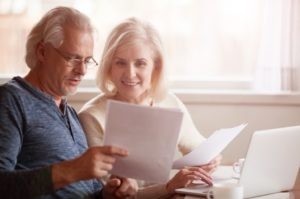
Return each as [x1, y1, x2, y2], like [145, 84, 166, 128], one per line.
[206, 189, 213, 199]
[233, 161, 241, 173]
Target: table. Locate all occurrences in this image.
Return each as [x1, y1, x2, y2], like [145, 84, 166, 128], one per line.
[172, 166, 300, 199]
[173, 191, 300, 199]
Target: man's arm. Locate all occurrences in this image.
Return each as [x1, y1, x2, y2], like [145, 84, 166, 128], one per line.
[0, 146, 128, 199]
[0, 87, 128, 198]
[0, 88, 55, 198]
[0, 167, 54, 199]
[51, 146, 128, 189]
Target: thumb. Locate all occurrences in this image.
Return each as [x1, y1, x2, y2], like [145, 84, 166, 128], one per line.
[105, 178, 121, 193]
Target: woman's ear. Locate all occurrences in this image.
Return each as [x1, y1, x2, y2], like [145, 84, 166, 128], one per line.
[152, 63, 160, 80]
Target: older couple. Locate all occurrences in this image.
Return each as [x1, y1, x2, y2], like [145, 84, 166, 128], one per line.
[0, 7, 220, 199]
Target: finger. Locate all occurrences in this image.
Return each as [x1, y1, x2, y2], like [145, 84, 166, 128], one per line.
[192, 171, 213, 185]
[185, 165, 212, 170]
[105, 178, 122, 193]
[97, 162, 113, 172]
[178, 178, 194, 188]
[203, 164, 215, 171]
[184, 166, 204, 171]
[100, 146, 128, 156]
[208, 159, 221, 172]
[109, 174, 120, 179]
[199, 175, 213, 185]
[185, 166, 211, 175]
[116, 182, 131, 197]
[101, 155, 116, 164]
[183, 169, 213, 185]
[194, 163, 216, 173]
[185, 172, 213, 186]
[211, 155, 222, 165]
[107, 178, 122, 187]
[175, 173, 205, 188]
[216, 154, 222, 161]
[209, 167, 217, 174]
[116, 178, 137, 197]
[87, 147, 118, 164]
[185, 170, 212, 180]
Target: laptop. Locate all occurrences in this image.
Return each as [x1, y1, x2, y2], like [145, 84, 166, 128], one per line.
[175, 125, 300, 198]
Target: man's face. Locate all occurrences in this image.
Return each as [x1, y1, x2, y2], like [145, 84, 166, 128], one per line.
[39, 25, 94, 97]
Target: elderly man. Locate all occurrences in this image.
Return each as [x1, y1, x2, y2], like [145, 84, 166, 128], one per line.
[0, 6, 135, 199]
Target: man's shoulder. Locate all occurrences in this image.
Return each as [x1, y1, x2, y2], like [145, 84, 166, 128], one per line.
[0, 77, 23, 99]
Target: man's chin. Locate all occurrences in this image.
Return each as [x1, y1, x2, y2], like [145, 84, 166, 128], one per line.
[62, 87, 78, 96]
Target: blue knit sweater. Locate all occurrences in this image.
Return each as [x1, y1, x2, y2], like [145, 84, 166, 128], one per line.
[0, 77, 102, 199]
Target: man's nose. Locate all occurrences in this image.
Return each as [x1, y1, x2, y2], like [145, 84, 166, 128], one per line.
[74, 61, 87, 75]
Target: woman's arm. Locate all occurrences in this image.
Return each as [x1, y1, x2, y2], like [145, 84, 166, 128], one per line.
[79, 111, 105, 147]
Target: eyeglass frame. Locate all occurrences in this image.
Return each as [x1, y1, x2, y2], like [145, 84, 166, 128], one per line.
[50, 44, 98, 69]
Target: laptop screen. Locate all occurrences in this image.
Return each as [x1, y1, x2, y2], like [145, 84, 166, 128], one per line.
[175, 125, 300, 198]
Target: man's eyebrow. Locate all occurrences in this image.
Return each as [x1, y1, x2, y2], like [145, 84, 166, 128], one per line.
[65, 52, 93, 60]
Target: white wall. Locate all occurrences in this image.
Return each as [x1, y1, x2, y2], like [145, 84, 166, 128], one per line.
[69, 90, 300, 164]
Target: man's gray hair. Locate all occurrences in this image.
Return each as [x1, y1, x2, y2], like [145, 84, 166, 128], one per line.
[25, 6, 94, 69]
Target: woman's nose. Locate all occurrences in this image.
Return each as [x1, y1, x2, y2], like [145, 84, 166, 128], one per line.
[125, 64, 136, 77]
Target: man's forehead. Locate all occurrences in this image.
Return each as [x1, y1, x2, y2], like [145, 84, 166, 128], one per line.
[60, 27, 93, 49]
[63, 25, 93, 40]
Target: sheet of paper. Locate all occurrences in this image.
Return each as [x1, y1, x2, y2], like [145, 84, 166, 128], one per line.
[103, 100, 183, 182]
[173, 123, 247, 169]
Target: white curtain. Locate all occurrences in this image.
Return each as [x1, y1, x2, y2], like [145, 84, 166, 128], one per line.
[254, 0, 300, 92]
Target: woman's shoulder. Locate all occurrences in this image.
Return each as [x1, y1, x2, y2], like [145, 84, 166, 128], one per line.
[157, 91, 183, 108]
[79, 93, 109, 116]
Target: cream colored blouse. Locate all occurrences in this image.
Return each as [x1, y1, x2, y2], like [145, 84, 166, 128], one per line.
[78, 92, 205, 199]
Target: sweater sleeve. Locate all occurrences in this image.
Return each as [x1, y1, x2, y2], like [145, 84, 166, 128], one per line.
[0, 87, 54, 198]
[171, 93, 206, 155]
[0, 167, 54, 199]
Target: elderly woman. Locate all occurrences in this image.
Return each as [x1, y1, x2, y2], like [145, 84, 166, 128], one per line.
[79, 18, 221, 199]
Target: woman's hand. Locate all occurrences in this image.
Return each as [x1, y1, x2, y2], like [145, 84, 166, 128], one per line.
[165, 167, 212, 194]
[199, 154, 222, 174]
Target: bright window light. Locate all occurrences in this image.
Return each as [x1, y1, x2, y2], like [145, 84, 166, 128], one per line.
[0, 0, 264, 88]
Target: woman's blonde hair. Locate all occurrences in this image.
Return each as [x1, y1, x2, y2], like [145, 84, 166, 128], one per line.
[97, 17, 168, 102]
[25, 6, 94, 69]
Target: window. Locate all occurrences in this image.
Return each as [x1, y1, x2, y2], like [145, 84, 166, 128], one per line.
[0, 0, 299, 91]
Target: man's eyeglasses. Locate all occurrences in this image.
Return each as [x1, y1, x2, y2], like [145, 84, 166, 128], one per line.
[51, 45, 98, 69]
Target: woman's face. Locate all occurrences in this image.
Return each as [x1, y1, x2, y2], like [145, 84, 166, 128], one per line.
[110, 42, 155, 104]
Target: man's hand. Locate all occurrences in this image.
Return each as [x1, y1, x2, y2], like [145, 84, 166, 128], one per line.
[52, 146, 128, 189]
[103, 176, 138, 198]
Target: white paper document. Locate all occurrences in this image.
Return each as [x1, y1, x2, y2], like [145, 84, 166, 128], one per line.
[103, 100, 183, 182]
[172, 123, 247, 169]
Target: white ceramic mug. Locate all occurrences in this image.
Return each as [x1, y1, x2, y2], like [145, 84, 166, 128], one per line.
[206, 183, 244, 199]
[232, 158, 245, 178]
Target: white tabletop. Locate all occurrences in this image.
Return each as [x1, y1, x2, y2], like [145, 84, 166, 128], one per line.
[182, 192, 293, 199]
[172, 166, 300, 199]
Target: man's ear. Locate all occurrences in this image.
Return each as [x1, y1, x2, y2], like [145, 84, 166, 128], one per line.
[36, 42, 46, 62]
